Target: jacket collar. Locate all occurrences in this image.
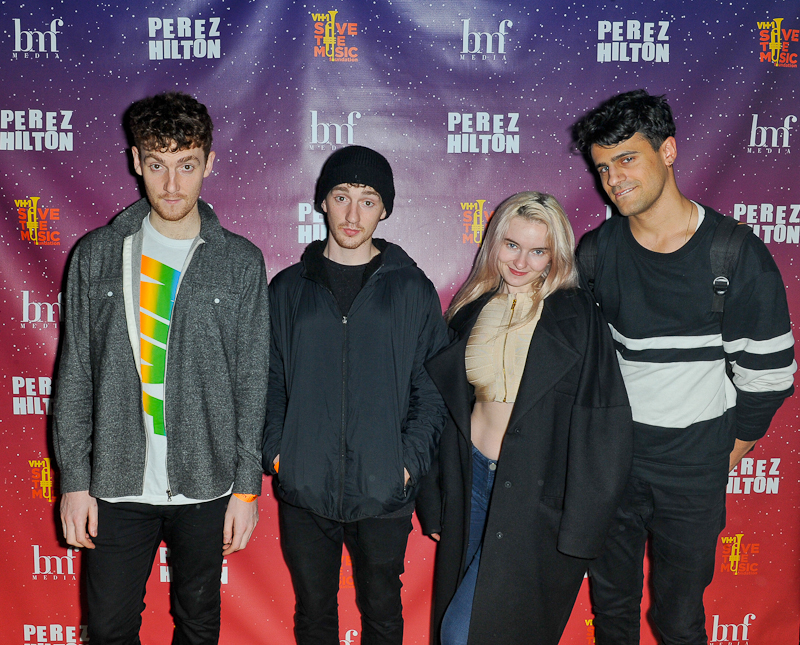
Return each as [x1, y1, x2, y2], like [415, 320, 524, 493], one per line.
[425, 290, 581, 441]
[299, 237, 413, 288]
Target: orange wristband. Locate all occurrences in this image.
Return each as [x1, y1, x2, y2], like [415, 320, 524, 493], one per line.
[233, 493, 258, 503]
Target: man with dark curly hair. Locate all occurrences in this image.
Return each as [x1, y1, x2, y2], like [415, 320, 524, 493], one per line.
[53, 92, 269, 644]
[573, 90, 795, 644]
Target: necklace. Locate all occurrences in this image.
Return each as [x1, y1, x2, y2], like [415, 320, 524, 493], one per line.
[684, 200, 696, 242]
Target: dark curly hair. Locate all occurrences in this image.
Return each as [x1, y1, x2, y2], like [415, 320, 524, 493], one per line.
[572, 89, 675, 153]
[128, 92, 213, 157]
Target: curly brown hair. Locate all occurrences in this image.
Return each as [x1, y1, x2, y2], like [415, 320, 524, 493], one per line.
[127, 92, 213, 157]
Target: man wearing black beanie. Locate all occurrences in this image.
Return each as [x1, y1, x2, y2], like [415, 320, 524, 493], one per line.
[264, 146, 449, 645]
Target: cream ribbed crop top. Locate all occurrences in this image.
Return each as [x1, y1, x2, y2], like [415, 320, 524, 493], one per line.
[465, 293, 543, 403]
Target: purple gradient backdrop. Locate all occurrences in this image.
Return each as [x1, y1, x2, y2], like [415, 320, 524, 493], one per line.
[2, 1, 797, 643]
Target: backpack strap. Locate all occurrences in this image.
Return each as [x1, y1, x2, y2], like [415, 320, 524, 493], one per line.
[577, 228, 600, 294]
[710, 215, 750, 313]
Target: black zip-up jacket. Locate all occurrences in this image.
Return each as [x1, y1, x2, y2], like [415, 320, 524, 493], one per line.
[262, 239, 449, 521]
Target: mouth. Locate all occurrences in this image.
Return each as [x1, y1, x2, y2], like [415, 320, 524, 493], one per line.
[507, 267, 529, 277]
[340, 226, 363, 237]
[613, 186, 635, 199]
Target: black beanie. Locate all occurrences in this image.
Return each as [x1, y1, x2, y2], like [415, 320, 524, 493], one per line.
[314, 146, 395, 218]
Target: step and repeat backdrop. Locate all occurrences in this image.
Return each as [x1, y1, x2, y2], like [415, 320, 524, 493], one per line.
[2, 1, 798, 643]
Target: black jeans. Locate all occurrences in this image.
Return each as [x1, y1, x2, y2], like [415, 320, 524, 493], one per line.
[279, 500, 413, 645]
[588, 477, 726, 645]
[85, 497, 228, 645]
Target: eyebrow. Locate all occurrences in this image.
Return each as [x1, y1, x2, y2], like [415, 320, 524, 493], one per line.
[595, 149, 638, 169]
[144, 152, 200, 164]
[504, 236, 548, 250]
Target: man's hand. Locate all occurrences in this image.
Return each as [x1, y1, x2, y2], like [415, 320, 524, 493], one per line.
[223, 495, 259, 556]
[60, 490, 98, 549]
[404, 468, 411, 486]
[730, 439, 758, 472]
[430, 533, 440, 542]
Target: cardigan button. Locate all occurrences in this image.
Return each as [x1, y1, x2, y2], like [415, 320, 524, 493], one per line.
[214, 298, 220, 304]
[107, 291, 113, 297]
[504, 481, 511, 488]
[496, 531, 503, 539]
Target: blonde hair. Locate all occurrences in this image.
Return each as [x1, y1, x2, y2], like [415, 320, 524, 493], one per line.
[446, 191, 578, 323]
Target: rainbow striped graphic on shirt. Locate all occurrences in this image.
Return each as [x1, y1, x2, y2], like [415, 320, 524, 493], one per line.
[140, 255, 181, 436]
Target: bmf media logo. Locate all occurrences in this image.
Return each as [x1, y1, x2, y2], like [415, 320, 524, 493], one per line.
[747, 114, 796, 155]
[15, 197, 62, 245]
[23, 624, 87, 644]
[461, 200, 491, 244]
[32, 545, 77, 581]
[159, 546, 229, 584]
[311, 10, 359, 62]
[720, 533, 759, 576]
[1, 110, 74, 152]
[460, 18, 513, 61]
[310, 110, 361, 149]
[447, 112, 519, 154]
[709, 613, 755, 644]
[340, 629, 359, 644]
[298, 203, 327, 244]
[732, 202, 800, 245]
[30, 457, 56, 502]
[12, 18, 63, 60]
[596, 19, 670, 63]
[12, 376, 53, 416]
[727, 457, 780, 495]
[20, 290, 62, 329]
[757, 18, 798, 68]
[148, 17, 221, 60]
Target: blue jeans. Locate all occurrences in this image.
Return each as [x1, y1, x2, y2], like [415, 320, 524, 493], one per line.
[440, 445, 496, 645]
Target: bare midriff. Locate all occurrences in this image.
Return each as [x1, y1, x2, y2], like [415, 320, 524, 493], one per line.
[470, 400, 514, 460]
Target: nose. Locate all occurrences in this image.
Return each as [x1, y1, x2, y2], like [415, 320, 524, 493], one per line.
[344, 201, 359, 224]
[606, 165, 624, 187]
[513, 254, 528, 269]
[164, 169, 179, 194]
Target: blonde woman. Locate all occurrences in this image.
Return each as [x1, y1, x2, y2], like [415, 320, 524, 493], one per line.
[417, 192, 633, 645]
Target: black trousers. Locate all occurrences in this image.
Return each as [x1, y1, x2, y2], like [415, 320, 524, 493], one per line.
[279, 500, 413, 645]
[85, 497, 228, 645]
[588, 477, 726, 645]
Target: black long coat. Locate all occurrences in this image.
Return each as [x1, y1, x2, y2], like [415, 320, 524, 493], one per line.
[416, 288, 633, 645]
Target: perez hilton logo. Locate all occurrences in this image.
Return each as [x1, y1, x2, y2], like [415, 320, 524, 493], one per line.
[596, 19, 669, 63]
[12, 18, 62, 60]
[460, 18, 513, 61]
[727, 457, 780, 495]
[12, 375, 53, 416]
[15, 196, 61, 245]
[148, 17, 221, 60]
[757, 18, 798, 68]
[447, 112, 519, 154]
[1, 109, 73, 152]
[311, 10, 359, 62]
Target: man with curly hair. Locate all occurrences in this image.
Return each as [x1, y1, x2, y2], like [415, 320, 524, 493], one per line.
[53, 92, 269, 645]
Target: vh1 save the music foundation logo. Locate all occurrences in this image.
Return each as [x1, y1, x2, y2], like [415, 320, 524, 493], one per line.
[719, 532, 759, 576]
[311, 10, 359, 62]
[460, 199, 492, 245]
[757, 17, 798, 68]
[15, 196, 62, 245]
